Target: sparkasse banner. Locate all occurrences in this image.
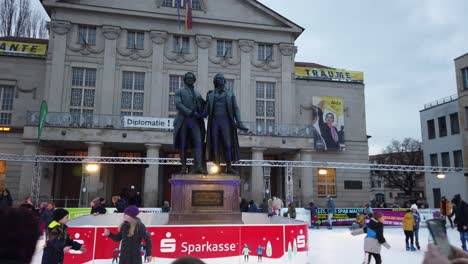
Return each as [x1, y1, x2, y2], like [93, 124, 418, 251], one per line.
[123, 116, 174, 129]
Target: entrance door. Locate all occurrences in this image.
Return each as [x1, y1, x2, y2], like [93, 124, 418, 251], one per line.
[433, 188, 441, 208]
[113, 165, 144, 201]
[59, 164, 82, 207]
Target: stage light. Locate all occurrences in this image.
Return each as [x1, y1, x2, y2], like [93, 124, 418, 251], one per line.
[85, 164, 99, 173]
[436, 173, 445, 179]
[318, 169, 328, 175]
[210, 164, 220, 174]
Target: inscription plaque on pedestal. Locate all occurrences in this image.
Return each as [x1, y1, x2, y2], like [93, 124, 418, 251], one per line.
[192, 190, 224, 206]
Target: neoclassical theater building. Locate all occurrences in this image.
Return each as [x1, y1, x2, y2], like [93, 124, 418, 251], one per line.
[0, 0, 369, 207]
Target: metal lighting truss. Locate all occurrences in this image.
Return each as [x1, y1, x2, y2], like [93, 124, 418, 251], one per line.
[0, 153, 464, 173]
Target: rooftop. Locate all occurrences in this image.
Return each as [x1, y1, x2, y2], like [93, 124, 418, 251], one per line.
[422, 94, 457, 110]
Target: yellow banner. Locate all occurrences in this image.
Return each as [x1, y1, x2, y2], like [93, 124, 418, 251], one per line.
[295, 66, 363, 83]
[0, 160, 5, 192]
[0, 40, 47, 56]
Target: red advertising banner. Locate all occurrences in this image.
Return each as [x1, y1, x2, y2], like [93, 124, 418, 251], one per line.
[64, 224, 309, 264]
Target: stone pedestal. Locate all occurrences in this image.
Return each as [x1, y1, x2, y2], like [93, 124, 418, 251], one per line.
[168, 174, 242, 225]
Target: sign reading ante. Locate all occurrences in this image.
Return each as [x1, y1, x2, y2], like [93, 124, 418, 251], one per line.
[0, 41, 47, 56]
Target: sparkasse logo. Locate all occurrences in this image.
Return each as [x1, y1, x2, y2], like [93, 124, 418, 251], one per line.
[160, 232, 176, 253]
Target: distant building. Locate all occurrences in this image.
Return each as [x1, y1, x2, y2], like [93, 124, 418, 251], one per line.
[369, 153, 425, 207]
[455, 53, 468, 178]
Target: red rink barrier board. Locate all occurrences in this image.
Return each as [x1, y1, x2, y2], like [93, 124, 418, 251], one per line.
[65, 224, 309, 264]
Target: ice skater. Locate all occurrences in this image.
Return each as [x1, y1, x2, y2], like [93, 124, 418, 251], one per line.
[242, 244, 251, 262]
[411, 204, 421, 250]
[402, 209, 416, 251]
[257, 245, 265, 262]
[305, 202, 319, 229]
[351, 212, 391, 264]
[326, 195, 335, 229]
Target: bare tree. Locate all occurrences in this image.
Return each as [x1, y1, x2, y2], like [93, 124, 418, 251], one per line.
[370, 138, 424, 196]
[0, 0, 48, 38]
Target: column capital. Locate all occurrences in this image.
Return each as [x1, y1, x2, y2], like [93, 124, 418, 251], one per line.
[251, 147, 267, 153]
[85, 142, 103, 146]
[145, 143, 162, 149]
[239, 39, 254, 53]
[195, 35, 212, 49]
[50, 20, 71, 35]
[300, 148, 314, 154]
[279, 43, 297, 56]
[150, 30, 168, 44]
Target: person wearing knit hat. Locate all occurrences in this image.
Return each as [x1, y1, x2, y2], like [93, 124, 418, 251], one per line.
[411, 204, 421, 250]
[42, 208, 86, 264]
[104, 205, 152, 263]
[452, 195, 468, 251]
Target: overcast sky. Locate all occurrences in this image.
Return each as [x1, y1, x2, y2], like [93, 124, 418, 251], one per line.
[33, 1, 468, 154]
[259, 0, 468, 154]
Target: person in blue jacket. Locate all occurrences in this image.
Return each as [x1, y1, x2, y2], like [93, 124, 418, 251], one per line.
[326, 195, 336, 229]
[411, 204, 421, 250]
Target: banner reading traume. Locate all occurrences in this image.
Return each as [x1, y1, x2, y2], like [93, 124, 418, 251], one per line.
[0, 40, 47, 56]
[295, 66, 364, 83]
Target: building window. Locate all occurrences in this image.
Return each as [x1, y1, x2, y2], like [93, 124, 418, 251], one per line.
[0, 86, 14, 125]
[161, 0, 202, 10]
[127, 31, 145, 49]
[121, 71, 145, 116]
[463, 67, 468, 90]
[258, 44, 273, 61]
[454, 150, 463, 168]
[225, 79, 234, 92]
[70, 67, 96, 126]
[430, 153, 438, 167]
[169, 75, 184, 117]
[427, 119, 435, 139]
[317, 168, 336, 197]
[438, 116, 447, 137]
[450, 113, 460, 135]
[173, 36, 189, 53]
[441, 152, 450, 167]
[216, 40, 232, 57]
[78, 26, 96, 45]
[256, 81, 275, 134]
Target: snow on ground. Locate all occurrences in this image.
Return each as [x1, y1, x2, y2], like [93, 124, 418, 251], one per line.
[31, 226, 463, 264]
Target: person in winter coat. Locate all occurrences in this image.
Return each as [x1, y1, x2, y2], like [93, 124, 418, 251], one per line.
[104, 205, 152, 263]
[411, 204, 421, 250]
[452, 195, 468, 251]
[161, 201, 171, 213]
[440, 196, 454, 229]
[351, 212, 366, 230]
[402, 209, 416, 251]
[240, 198, 249, 212]
[259, 198, 269, 214]
[283, 202, 296, 219]
[42, 208, 86, 264]
[248, 200, 259, 212]
[40, 202, 55, 236]
[351, 212, 391, 264]
[112, 196, 126, 213]
[326, 195, 336, 229]
[305, 202, 319, 229]
[90, 197, 107, 215]
[0, 188, 13, 208]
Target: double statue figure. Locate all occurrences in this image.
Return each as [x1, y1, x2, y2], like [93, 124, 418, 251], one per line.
[173, 72, 249, 175]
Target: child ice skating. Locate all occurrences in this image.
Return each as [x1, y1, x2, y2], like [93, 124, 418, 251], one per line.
[411, 204, 421, 250]
[41, 208, 86, 264]
[351, 212, 391, 264]
[402, 209, 416, 251]
[104, 205, 152, 264]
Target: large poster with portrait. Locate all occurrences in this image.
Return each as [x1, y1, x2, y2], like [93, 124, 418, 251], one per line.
[311, 96, 345, 151]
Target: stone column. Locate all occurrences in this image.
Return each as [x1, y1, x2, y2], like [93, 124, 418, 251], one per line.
[18, 141, 38, 201]
[101, 26, 121, 115]
[86, 142, 103, 199]
[250, 147, 266, 204]
[150, 31, 168, 117]
[46, 20, 71, 112]
[300, 149, 314, 205]
[239, 40, 254, 122]
[196, 35, 212, 96]
[143, 144, 161, 207]
[279, 44, 297, 122]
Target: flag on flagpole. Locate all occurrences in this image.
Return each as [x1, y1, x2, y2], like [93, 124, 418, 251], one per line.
[176, 0, 182, 30]
[185, 0, 192, 31]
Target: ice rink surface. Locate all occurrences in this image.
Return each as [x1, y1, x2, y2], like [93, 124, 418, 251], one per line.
[32, 226, 463, 264]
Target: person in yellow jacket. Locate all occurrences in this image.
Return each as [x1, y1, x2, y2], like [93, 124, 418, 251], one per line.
[440, 196, 454, 229]
[402, 209, 416, 251]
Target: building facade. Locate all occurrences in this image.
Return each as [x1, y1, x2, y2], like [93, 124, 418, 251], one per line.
[421, 95, 467, 208]
[0, 0, 369, 207]
[455, 53, 468, 174]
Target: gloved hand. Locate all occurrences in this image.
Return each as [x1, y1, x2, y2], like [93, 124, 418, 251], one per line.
[382, 242, 391, 249]
[236, 122, 249, 131]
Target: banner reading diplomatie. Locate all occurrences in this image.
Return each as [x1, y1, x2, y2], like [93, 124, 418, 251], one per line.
[0, 40, 47, 56]
[295, 66, 363, 83]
